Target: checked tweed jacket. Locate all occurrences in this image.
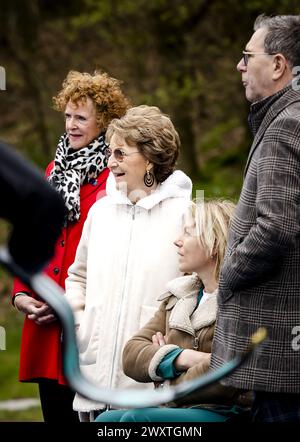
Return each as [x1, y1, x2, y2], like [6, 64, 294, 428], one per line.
[210, 86, 300, 393]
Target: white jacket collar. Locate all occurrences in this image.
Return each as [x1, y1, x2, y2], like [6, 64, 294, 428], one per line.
[106, 170, 192, 209]
[158, 274, 218, 334]
[160, 273, 201, 300]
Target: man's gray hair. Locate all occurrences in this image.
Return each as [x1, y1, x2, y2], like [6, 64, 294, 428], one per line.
[254, 14, 300, 68]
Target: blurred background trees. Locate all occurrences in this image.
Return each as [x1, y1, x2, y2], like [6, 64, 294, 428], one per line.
[0, 0, 300, 419]
[1, 0, 299, 194]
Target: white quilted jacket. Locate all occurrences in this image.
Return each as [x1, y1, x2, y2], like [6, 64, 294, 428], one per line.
[65, 170, 192, 411]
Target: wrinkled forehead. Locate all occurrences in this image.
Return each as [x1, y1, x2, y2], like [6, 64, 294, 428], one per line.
[65, 96, 96, 113]
[182, 209, 197, 232]
[110, 132, 124, 146]
[109, 131, 137, 149]
[246, 27, 268, 51]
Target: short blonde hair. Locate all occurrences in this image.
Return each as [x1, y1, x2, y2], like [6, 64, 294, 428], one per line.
[53, 70, 130, 130]
[191, 199, 236, 280]
[106, 105, 180, 183]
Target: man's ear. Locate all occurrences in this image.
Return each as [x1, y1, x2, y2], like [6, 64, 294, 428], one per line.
[272, 54, 289, 80]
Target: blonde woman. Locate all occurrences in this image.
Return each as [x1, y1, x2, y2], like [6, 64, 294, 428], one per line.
[96, 199, 251, 422]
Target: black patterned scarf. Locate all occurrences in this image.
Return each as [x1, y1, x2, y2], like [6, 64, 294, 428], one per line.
[48, 132, 108, 223]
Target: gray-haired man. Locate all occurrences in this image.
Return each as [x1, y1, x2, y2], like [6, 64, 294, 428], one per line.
[211, 15, 300, 422]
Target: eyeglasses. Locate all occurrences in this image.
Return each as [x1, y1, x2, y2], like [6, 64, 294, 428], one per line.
[242, 50, 276, 66]
[105, 147, 140, 162]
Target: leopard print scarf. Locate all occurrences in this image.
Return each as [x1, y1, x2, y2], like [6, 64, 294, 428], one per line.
[48, 132, 108, 223]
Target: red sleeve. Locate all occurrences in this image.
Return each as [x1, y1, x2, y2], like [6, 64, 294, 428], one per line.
[45, 161, 54, 178]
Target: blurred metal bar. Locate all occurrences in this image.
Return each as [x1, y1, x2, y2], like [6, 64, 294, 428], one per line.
[0, 246, 266, 408]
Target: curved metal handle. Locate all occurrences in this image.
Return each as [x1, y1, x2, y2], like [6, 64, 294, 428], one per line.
[0, 246, 267, 408]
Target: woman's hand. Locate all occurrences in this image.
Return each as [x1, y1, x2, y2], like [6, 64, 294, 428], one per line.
[14, 296, 57, 325]
[152, 331, 166, 346]
[174, 349, 211, 371]
[152, 331, 166, 389]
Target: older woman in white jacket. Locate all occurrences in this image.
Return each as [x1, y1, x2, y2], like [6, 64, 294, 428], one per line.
[65, 105, 192, 420]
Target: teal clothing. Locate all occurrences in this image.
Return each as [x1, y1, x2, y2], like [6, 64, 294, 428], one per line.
[157, 348, 183, 379]
[157, 288, 204, 379]
[95, 405, 246, 423]
[195, 287, 204, 307]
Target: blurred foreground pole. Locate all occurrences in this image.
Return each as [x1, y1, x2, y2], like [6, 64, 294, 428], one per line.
[0, 140, 65, 274]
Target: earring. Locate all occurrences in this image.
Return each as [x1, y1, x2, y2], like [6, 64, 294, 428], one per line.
[144, 170, 154, 187]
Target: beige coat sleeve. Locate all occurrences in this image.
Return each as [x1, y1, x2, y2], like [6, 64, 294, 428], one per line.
[123, 297, 251, 408]
[167, 360, 241, 407]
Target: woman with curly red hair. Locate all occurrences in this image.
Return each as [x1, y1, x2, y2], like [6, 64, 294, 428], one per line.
[12, 70, 129, 422]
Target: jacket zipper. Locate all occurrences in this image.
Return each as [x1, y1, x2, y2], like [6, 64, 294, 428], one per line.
[108, 205, 136, 396]
[193, 336, 199, 350]
[172, 324, 199, 349]
[172, 324, 205, 351]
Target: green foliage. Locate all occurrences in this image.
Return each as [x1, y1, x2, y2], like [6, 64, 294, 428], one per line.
[0, 289, 40, 402]
[0, 222, 41, 419]
[0, 407, 42, 422]
[2, 0, 299, 183]
[1, 1, 300, 418]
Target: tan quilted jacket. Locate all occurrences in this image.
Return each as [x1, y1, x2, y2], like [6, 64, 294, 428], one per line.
[123, 274, 251, 408]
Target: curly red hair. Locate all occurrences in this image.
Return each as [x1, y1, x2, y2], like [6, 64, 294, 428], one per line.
[53, 70, 130, 130]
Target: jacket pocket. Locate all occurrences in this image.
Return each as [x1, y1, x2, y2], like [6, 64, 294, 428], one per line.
[139, 305, 158, 328]
[76, 306, 101, 364]
[218, 235, 244, 304]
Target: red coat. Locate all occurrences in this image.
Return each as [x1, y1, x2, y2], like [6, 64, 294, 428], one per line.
[13, 162, 109, 384]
